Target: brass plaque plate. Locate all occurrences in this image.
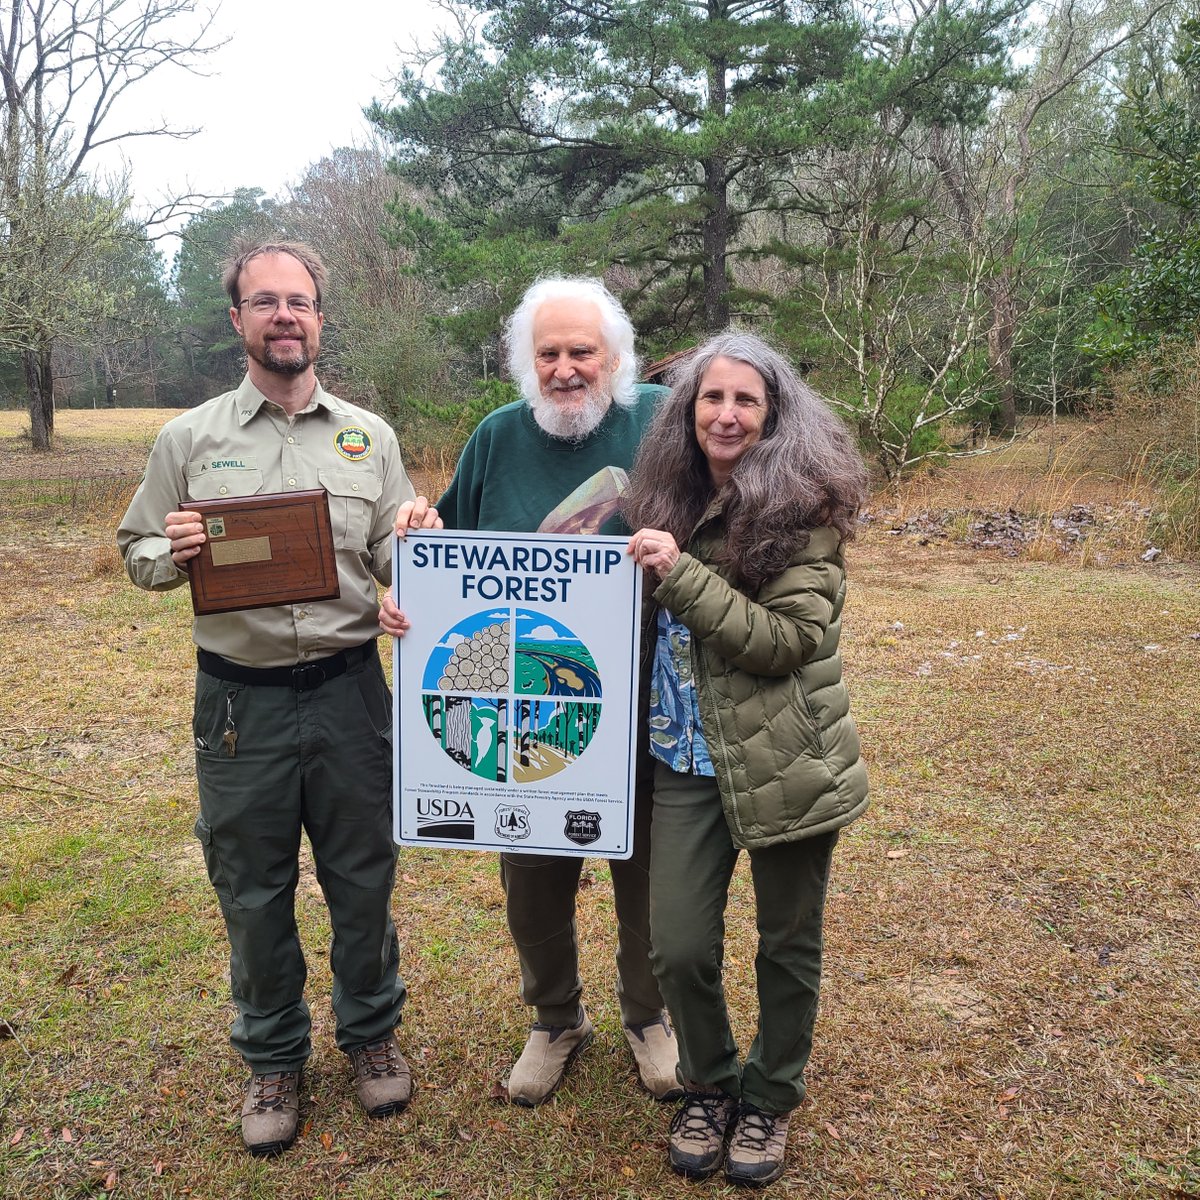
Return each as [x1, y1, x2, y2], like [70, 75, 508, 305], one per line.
[187, 489, 340, 615]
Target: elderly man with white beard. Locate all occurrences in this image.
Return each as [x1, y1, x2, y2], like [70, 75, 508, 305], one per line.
[383, 276, 679, 1107]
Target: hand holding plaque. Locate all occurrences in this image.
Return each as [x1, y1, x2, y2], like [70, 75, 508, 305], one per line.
[187, 489, 340, 615]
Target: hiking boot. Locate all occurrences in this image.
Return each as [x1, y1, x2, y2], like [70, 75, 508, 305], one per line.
[725, 1104, 791, 1187]
[506, 1012, 594, 1106]
[349, 1035, 412, 1117]
[667, 1085, 737, 1179]
[623, 1015, 683, 1101]
[241, 1069, 301, 1157]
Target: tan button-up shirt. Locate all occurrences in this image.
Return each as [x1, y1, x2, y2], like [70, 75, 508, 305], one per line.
[117, 376, 414, 667]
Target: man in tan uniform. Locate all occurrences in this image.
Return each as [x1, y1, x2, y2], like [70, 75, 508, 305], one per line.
[118, 240, 426, 1156]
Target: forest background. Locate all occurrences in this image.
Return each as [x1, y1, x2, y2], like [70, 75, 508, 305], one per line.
[2, 0, 1199, 526]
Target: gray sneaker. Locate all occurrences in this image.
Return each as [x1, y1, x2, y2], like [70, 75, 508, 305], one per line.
[349, 1036, 412, 1117]
[506, 1012, 594, 1106]
[623, 1015, 683, 1100]
[667, 1086, 737, 1178]
[241, 1070, 301, 1157]
[725, 1103, 791, 1187]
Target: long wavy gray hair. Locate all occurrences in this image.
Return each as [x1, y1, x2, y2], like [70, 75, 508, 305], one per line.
[622, 330, 869, 590]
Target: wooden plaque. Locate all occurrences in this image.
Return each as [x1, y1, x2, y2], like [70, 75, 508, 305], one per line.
[187, 489, 340, 615]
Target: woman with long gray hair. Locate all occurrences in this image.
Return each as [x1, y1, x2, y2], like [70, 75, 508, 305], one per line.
[624, 330, 869, 1187]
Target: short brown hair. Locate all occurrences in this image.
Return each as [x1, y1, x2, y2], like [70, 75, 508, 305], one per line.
[222, 239, 328, 309]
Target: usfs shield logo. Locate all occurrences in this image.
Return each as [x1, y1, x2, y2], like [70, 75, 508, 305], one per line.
[564, 810, 601, 847]
[495, 804, 531, 841]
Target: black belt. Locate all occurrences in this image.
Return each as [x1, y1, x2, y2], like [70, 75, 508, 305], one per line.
[197, 640, 377, 691]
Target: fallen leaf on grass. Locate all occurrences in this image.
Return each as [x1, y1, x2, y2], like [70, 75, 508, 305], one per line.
[55, 964, 80, 987]
[153, 1159, 164, 1176]
[336, 1152, 350, 1164]
[489, 1081, 508, 1103]
[301, 1120, 313, 1138]
[103, 1169, 117, 1191]
[402, 874, 418, 884]
[9, 1128, 24, 1146]
[320, 1131, 333, 1151]
[456, 1127, 473, 1143]
[996, 1087, 1019, 1102]
[886, 848, 909, 860]
[61, 1127, 74, 1142]
[825, 1123, 841, 1140]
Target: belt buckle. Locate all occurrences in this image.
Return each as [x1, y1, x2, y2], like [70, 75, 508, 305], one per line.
[292, 664, 327, 691]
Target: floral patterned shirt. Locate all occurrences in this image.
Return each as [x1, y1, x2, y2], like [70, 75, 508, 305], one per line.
[649, 607, 715, 776]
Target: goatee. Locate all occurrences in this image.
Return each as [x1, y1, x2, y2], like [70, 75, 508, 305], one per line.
[246, 337, 313, 377]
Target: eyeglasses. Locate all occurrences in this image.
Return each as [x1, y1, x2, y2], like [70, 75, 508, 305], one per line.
[237, 293, 319, 317]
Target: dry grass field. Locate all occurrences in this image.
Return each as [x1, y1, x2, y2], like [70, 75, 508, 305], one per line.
[0, 409, 1197, 1199]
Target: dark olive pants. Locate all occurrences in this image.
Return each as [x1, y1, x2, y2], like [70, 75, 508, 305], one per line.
[192, 651, 404, 1072]
[499, 776, 664, 1027]
[648, 763, 837, 1114]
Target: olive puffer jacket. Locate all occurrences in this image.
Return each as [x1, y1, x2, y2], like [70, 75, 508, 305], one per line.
[652, 513, 868, 850]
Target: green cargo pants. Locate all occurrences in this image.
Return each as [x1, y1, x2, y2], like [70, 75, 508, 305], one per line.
[648, 762, 837, 1114]
[498, 770, 665, 1028]
[192, 648, 404, 1072]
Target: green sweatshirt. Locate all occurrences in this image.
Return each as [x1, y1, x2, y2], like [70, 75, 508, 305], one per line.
[437, 386, 665, 535]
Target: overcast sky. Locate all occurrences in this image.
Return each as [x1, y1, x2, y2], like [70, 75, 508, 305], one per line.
[91, 2, 448, 224]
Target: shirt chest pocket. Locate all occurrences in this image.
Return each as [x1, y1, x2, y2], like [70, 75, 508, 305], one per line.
[320, 468, 383, 550]
[186, 464, 265, 501]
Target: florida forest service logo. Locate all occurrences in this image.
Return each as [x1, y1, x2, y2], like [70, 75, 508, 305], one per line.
[334, 426, 372, 460]
[564, 810, 601, 847]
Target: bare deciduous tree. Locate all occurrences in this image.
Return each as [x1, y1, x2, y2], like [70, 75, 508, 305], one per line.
[929, 0, 1175, 436]
[1, 0, 218, 449]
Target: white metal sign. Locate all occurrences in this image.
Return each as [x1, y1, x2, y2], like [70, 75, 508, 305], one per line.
[392, 529, 642, 858]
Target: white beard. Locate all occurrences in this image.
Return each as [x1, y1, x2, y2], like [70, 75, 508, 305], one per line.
[528, 382, 613, 441]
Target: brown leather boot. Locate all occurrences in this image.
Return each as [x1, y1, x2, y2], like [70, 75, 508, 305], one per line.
[348, 1036, 412, 1117]
[241, 1070, 301, 1157]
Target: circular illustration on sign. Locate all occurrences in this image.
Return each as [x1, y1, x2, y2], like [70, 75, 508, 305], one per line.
[421, 608, 601, 782]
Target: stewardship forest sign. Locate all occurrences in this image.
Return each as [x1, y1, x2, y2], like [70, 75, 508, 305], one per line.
[393, 529, 643, 857]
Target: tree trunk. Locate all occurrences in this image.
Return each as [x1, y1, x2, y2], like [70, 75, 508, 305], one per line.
[987, 267, 1018, 436]
[23, 346, 54, 451]
[702, 38, 730, 333]
[702, 157, 731, 333]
